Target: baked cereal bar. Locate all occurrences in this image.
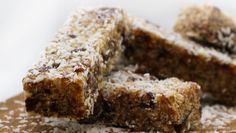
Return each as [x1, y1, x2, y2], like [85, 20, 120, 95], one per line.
[175, 5, 236, 54]
[22, 7, 127, 119]
[2, 93, 236, 132]
[100, 66, 201, 132]
[124, 17, 236, 105]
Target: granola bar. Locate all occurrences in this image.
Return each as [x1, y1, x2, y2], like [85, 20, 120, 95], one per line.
[124, 17, 236, 105]
[22, 7, 127, 119]
[2, 93, 236, 132]
[174, 5, 236, 54]
[100, 67, 201, 132]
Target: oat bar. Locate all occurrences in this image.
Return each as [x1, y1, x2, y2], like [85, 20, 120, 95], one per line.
[125, 17, 236, 105]
[2, 93, 236, 132]
[22, 7, 127, 119]
[174, 5, 236, 54]
[100, 67, 201, 132]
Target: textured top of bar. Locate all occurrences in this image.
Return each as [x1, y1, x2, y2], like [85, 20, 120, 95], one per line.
[101, 66, 200, 101]
[175, 5, 236, 53]
[23, 7, 125, 83]
[129, 17, 236, 66]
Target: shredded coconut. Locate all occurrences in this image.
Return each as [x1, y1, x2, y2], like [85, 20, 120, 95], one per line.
[0, 107, 8, 111]
[13, 100, 25, 106]
[101, 66, 199, 106]
[23, 7, 125, 83]
[130, 16, 236, 66]
[201, 104, 236, 128]
[3, 99, 232, 132]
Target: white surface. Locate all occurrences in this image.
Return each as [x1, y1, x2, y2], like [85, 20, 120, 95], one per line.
[0, 0, 236, 101]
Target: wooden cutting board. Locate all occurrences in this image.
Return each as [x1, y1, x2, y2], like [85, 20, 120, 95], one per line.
[0, 93, 235, 132]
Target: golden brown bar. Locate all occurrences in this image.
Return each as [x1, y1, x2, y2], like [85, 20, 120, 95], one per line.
[2, 93, 236, 132]
[0, 93, 128, 132]
[175, 5, 236, 54]
[124, 17, 236, 105]
[22, 7, 127, 119]
[99, 66, 201, 132]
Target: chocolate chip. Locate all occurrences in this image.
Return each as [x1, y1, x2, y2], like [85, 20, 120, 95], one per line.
[102, 50, 113, 61]
[68, 34, 76, 38]
[71, 48, 87, 53]
[52, 63, 60, 68]
[127, 76, 136, 82]
[80, 48, 87, 51]
[74, 67, 84, 73]
[147, 92, 155, 100]
[38, 66, 51, 72]
[98, 15, 102, 19]
[111, 79, 115, 83]
[140, 92, 155, 108]
[102, 54, 109, 61]
[50, 51, 56, 54]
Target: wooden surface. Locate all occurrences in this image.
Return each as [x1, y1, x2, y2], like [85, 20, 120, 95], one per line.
[0, 93, 236, 132]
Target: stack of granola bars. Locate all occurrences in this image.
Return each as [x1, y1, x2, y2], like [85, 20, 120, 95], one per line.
[22, 5, 236, 132]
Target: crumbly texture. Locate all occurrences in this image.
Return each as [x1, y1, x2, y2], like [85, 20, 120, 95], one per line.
[1, 93, 236, 132]
[22, 7, 127, 119]
[201, 104, 236, 131]
[0, 94, 128, 133]
[200, 96, 236, 132]
[99, 67, 201, 132]
[125, 17, 236, 105]
[174, 5, 236, 54]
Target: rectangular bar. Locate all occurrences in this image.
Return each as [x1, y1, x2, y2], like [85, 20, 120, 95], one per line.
[22, 7, 127, 119]
[2, 93, 236, 132]
[124, 17, 236, 105]
[175, 5, 236, 54]
[100, 66, 201, 132]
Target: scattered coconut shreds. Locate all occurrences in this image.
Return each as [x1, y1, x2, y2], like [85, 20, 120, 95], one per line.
[19, 119, 28, 124]
[18, 108, 24, 112]
[4, 115, 12, 120]
[22, 130, 29, 133]
[0, 107, 8, 111]
[132, 17, 236, 66]
[201, 104, 236, 128]
[0, 101, 128, 132]
[13, 128, 20, 132]
[8, 110, 14, 116]
[22, 8, 125, 84]
[13, 100, 25, 106]
[1, 104, 235, 132]
[1, 92, 236, 132]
